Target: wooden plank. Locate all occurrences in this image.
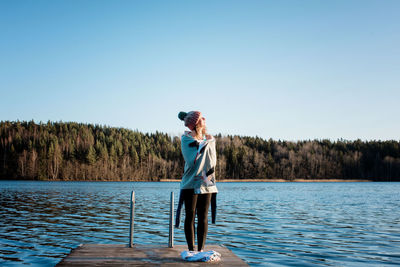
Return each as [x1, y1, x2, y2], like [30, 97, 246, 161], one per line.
[56, 244, 248, 266]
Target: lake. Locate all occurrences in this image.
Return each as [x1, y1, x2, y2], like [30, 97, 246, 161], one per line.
[0, 181, 399, 266]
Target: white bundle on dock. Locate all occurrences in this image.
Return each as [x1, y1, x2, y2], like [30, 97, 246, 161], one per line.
[181, 250, 221, 262]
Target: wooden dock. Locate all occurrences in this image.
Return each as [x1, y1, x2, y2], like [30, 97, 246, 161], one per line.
[56, 244, 248, 266]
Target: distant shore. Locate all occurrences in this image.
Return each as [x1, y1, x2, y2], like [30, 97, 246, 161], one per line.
[1, 178, 379, 182]
[160, 179, 374, 182]
[2, 121, 399, 183]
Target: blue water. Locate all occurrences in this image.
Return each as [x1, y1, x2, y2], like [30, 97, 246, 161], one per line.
[0, 181, 399, 266]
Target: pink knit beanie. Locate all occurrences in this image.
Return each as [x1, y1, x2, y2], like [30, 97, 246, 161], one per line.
[178, 111, 201, 131]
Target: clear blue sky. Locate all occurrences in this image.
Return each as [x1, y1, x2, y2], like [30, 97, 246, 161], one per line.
[1, 0, 399, 141]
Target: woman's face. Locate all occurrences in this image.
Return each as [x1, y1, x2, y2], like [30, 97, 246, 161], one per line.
[195, 116, 207, 135]
[198, 116, 206, 128]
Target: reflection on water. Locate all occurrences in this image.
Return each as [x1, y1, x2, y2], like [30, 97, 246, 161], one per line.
[0, 181, 399, 266]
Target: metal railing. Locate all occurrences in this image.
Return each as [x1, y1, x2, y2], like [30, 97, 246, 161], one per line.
[169, 192, 174, 248]
[129, 191, 174, 248]
[129, 191, 135, 248]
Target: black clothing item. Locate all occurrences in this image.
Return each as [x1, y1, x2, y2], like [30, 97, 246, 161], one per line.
[181, 189, 212, 251]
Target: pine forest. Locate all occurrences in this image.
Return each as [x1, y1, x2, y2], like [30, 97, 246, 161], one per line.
[1, 121, 399, 181]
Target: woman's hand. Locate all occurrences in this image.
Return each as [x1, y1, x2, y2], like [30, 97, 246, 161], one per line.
[205, 134, 213, 140]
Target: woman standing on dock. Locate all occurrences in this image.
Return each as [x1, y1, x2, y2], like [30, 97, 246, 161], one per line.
[177, 111, 218, 252]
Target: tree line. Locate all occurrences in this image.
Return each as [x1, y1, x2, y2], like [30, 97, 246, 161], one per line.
[0, 120, 399, 181]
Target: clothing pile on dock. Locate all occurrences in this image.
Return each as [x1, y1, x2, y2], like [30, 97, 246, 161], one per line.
[181, 250, 221, 262]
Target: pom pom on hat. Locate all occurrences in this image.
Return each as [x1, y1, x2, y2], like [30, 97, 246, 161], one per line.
[178, 111, 201, 131]
[178, 112, 187, 121]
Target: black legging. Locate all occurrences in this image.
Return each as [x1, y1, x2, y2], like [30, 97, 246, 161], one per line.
[182, 189, 211, 251]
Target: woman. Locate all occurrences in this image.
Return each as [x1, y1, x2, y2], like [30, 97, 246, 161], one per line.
[177, 111, 218, 252]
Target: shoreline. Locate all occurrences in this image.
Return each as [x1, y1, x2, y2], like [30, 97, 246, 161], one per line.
[0, 178, 382, 182]
[160, 178, 374, 182]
